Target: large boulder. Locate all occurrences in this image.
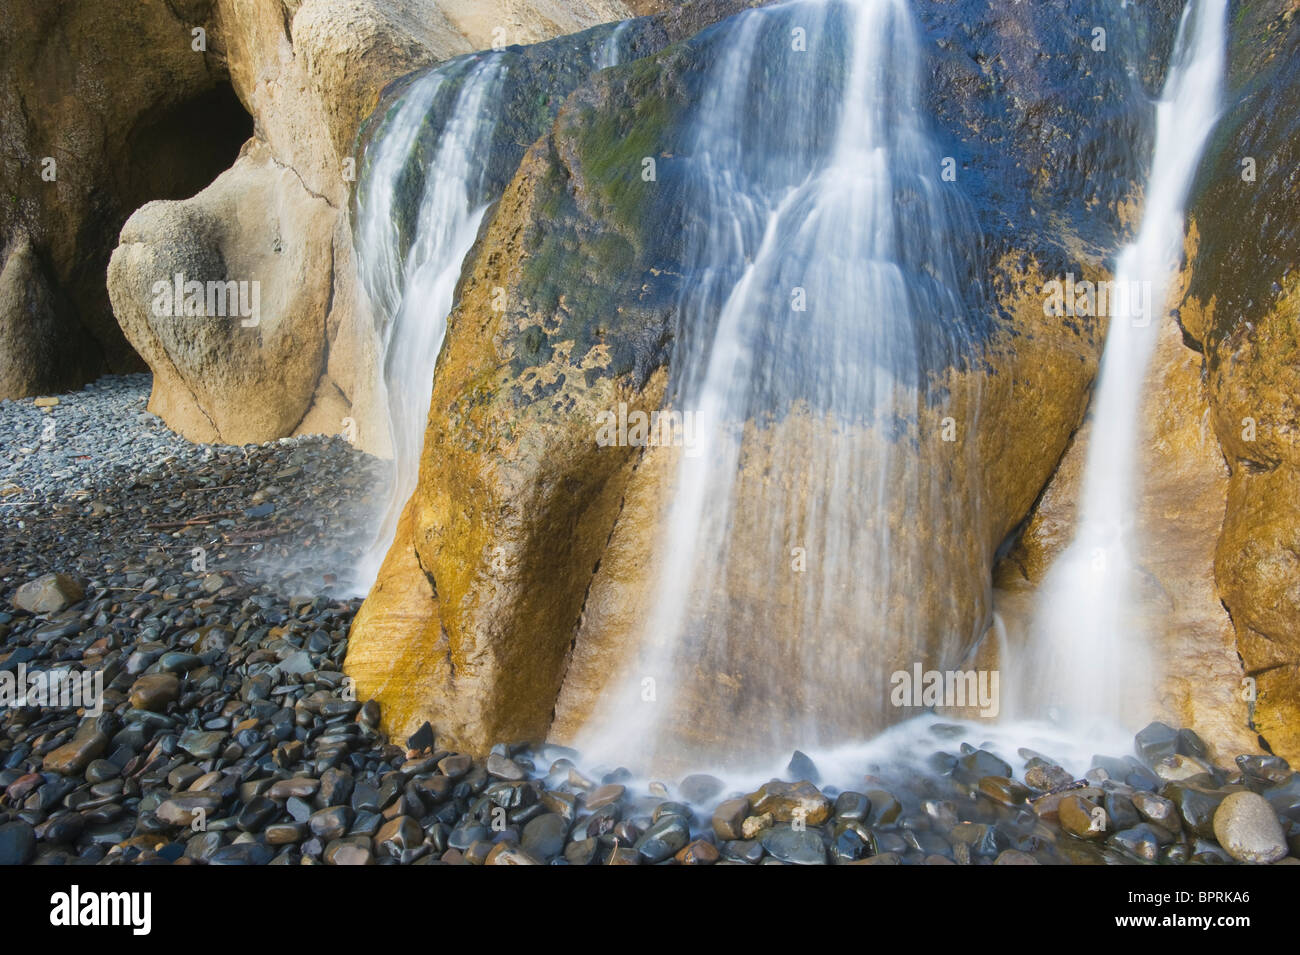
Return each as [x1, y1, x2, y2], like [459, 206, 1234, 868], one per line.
[343, 0, 774, 746]
[347, 0, 1178, 761]
[0, 0, 249, 396]
[108, 142, 333, 444]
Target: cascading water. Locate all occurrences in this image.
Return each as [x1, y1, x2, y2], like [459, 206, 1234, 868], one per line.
[353, 56, 507, 588]
[596, 19, 632, 68]
[576, 0, 989, 771]
[1009, 0, 1228, 731]
[351, 20, 646, 591]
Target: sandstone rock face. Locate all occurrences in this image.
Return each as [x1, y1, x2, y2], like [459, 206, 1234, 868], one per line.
[1177, 0, 1300, 762]
[0, 0, 250, 395]
[347, 0, 1174, 761]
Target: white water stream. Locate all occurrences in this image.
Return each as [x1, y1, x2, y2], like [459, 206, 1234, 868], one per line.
[353, 57, 507, 588]
[1009, 0, 1228, 731]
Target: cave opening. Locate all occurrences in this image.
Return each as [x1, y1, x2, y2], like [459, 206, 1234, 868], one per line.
[120, 82, 253, 211]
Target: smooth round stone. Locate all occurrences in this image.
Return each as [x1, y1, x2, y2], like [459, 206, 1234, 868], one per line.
[359, 700, 380, 728]
[308, 806, 352, 841]
[4, 772, 41, 803]
[679, 774, 724, 804]
[1058, 794, 1107, 840]
[864, 789, 901, 826]
[786, 750, 820, 783]
[464, 840, 493, 865]
[949, 821, 1007, 858]
[36, 813, 85, 846]
[711, 798, 749, 840]
[128, 673, 180, 712]
[539, 789, 576, 822]
[633, 815, 690, 863]
[267, 777, 320, 800]
[719, 839, 764, 864]
[955, 749, 1012, 783]
[651, 801, 693, 824]
[521, 813, 568, 862]
[376, 816, 422, 852]
[993, 849, 1040, 865]
[1134, 721, 1179, 766]
[485, 753, 526, 781]
[1108, 824, 1161, 862]
[437, 754, 471, 779]
[156, 793, 222, 827]
[448, 822, 489, 851]
[266, 822, 304, 845]
[676, 839, 720, 865]
[184, 831, 223, 862]
[831, 820, 869, 862]
[486, 843, 540, 865]
[1213, 791, 1288, 863]
[1024, 761, 1073, 792]
[237, 796, 279, 832]
[564, 837, 600, 865]
[1104, 792, 1141, 830]
[612, 821, 640, 848]
[979, 776, 1030, 807]
[84, 760, 120, 784]
[1153, 754, 1213, 783]
[584, 784, 625, 811]
[208, 843, 274, 865]
[747, 780, 831, 825]
[1165, 781, 1228, 838]
[320, 700, 360, 719]
[157, 652, 202, 674]
[324, 836, 374, 865]
[178, 729, 226, 760]
[759, 826, 827, 865]
[317, 768, 354, 806]
[834, 791, 870, 821]
[0, 821, 36, 865]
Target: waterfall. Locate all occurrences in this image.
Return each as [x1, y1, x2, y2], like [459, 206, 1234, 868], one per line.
[576, 0, 988, 771]
[351, 20, 647, 591]
[596, 19, 632, 68]
[352, 56, 507, 588]
[1009, 0, 1228, 730]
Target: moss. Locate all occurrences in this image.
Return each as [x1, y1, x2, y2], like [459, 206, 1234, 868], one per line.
[572, 66, 684, 236]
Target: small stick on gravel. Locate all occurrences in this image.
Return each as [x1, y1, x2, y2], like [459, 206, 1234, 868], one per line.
[144, 511, 238, 530]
